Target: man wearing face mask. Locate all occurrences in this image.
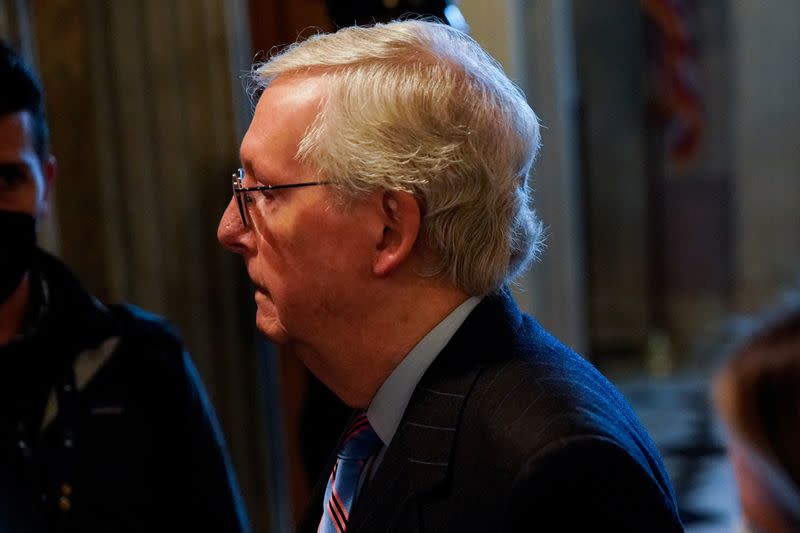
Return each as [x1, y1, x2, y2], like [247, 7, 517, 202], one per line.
[0, 41, 250, 532]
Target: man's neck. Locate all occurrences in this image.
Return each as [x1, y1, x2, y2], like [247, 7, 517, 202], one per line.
[0, 274, 31, 345]
[301, 283, 472, 409]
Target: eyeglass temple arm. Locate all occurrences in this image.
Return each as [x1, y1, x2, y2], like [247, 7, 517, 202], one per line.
[238, 181, 331, 192]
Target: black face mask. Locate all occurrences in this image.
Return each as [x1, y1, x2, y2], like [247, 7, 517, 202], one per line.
[0, 210, 37, 304]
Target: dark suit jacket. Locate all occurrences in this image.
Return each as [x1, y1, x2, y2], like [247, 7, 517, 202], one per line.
[299, 289, 684, 532]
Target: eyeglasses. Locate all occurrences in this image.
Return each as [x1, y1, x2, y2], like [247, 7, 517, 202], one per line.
[231, 167, 330, 227]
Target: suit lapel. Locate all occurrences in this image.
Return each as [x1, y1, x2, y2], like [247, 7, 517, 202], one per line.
[347, 367, 481, 532]
[348, 289, 521, 532]
[304, 290, 522, 533]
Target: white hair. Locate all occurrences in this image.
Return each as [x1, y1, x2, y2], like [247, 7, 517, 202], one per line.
[251, 20, 544, 296]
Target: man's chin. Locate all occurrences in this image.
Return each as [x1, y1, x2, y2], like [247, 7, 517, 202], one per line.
[255, 314, 291, 345]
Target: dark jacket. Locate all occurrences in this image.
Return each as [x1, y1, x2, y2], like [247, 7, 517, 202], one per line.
[299, 289, 684, 532]
[0, 250, 249, 532]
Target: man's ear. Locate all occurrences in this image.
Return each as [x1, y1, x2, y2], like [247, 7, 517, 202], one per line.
[373, 190, 421, 277]
[37, 155, 57, 217]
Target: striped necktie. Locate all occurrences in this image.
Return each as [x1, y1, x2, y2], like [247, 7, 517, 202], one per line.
[318, 412, 381, 533]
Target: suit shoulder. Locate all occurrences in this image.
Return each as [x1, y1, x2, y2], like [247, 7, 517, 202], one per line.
[460, 324, 666, 481]
[469, 335, 635, 439]
[453, 352, 679, 522]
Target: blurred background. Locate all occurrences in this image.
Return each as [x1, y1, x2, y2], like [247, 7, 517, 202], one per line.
[1, 0, 797, 531]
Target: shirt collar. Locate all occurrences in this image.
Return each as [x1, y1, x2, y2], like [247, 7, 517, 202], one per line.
[367, 296, 481, 446]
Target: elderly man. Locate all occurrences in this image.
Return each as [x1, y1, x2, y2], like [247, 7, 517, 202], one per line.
[218, 20, 683, 533]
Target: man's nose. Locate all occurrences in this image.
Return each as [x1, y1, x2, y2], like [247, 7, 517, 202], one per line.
[217, 198, 247, 254]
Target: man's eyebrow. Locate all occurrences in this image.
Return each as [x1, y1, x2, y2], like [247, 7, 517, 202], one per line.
[241, 162, 277, 186]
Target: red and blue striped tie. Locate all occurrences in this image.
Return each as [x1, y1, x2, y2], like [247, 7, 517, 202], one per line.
[318, 412, 381, 533]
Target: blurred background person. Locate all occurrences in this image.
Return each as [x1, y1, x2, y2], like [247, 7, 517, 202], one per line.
[713, 298, 800, 533]
[0, 40, 249, 532]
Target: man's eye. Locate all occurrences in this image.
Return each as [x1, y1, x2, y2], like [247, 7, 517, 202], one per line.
[251, 190, 276, 204]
